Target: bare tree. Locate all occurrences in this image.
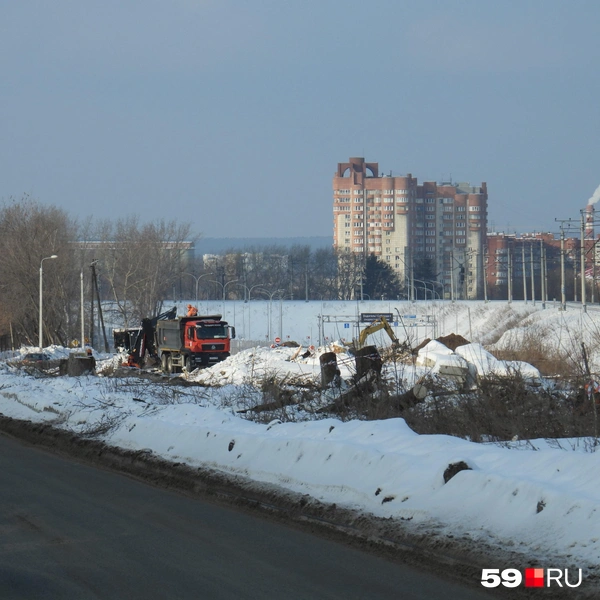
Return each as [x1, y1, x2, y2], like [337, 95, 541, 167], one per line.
[336, 248, 364, 300]
[92, 217, 196, 325]
[0, 196, 79, 347]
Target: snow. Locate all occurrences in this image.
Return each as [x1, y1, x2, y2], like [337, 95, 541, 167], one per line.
[2, 299, 600, 582]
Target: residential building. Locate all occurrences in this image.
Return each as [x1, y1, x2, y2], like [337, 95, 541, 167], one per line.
[333, 157, 488, 299]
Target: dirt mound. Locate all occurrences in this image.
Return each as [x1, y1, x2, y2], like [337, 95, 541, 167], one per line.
[437, 333, 470, 351]
[412, 333, 470, 355]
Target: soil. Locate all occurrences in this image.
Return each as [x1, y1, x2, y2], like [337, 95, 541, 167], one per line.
[412, 333, 471, 354]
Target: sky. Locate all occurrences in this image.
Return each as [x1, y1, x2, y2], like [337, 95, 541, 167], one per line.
[1, 1, 599, 239]
[2, 300, 600, 593]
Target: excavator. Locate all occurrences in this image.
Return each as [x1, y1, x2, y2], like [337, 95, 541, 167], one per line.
[350, 316, 405, 353]
[117, 307, 177, 368]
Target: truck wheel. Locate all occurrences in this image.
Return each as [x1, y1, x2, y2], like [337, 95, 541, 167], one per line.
[184, 356, 193, 374]
[166, 355, 173, 374]
[161, 354, 168, 373]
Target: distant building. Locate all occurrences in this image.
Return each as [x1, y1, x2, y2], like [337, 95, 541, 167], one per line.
[71, 240, 196, 267]
[333, 157, 488, 299]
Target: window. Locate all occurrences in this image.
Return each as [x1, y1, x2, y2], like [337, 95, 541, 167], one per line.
[469, 206, 480, 211]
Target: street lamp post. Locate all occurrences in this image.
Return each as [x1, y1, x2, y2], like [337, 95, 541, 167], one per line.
[237, 283, 265, 303]
[255, 288, 283, 341]
[183, 272, 213, 302]
[39, 254, 58, 350]
[210, 279, 239, 318]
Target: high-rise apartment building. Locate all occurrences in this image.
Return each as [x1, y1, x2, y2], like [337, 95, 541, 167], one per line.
[333, 157, 488, 299]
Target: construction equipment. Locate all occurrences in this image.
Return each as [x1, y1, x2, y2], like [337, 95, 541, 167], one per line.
[114, 307, 177, 367]
[156, 314, 235, 373]
[352, 316, 402, 352]
[115, 309, 235, 372]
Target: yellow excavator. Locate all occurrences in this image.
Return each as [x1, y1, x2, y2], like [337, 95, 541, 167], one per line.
[352, 316, 403, 352]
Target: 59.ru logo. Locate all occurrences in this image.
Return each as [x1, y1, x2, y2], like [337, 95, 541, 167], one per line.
[481, 568, 583, 588]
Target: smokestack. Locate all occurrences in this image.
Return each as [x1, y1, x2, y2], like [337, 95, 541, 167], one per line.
[586, 204, 595, 240]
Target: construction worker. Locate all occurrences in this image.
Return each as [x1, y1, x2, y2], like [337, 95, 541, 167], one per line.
[187, 304, 198, 317]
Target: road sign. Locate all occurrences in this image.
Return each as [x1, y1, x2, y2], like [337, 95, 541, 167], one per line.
[360, 312, 394, 323]
[274, 337, 281, 343]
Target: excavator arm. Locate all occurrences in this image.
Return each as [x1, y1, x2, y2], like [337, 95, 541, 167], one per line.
[356, 317, 401, 350]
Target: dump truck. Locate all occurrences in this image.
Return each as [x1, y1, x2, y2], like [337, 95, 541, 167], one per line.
[156, 314, 235, 373]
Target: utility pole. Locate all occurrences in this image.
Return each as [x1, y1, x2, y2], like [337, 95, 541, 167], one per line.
[90, 260, 96, 347]
[90, 260, 109, 352]
[581, 210, 587, 313]
[560, 224, 566, 310]
[540, 238, 546, 308]
[530, 242, 536, 306]
[483, 246, 488, 303]
[555, 218, 577, 310]
[507, 247, 513, 304]
[521, 244, 527, 303]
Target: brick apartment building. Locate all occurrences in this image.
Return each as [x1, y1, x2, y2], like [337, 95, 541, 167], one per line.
[333, 157, 488, 299]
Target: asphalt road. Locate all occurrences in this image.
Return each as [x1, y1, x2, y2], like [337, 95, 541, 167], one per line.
[0, 433, 495, 600]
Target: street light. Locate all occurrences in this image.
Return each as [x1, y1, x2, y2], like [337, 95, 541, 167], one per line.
[237, 283, 266, 303]
[210, 279, 240, 301]
[183, 272, 213, 302]
[39, 254, 58, 350]
[210, 279, 240, 318]
[255, 288, 284, 340]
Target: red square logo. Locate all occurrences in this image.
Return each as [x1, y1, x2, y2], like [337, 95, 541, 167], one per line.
[525, 568, 545, 588]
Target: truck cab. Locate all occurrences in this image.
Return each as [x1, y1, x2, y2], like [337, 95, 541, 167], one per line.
[156, 314, 235, 373]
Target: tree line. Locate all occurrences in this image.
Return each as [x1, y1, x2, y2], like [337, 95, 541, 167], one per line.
[0, 196, 582, 350]
[0, 197, 402, 349]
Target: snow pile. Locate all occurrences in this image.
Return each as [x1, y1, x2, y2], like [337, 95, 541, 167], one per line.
[456, 343, 541, 379]
[1, 371, 600, 575]
[3, 300, 600, 586]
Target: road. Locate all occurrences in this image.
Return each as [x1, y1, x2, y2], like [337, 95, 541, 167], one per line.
[0, 433, 496, 600]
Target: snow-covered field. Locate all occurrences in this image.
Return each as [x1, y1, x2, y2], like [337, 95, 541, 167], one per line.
[2, 300, 600, 593]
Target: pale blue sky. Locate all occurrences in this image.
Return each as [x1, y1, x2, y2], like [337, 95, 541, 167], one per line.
[1, 0, 599, 238]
